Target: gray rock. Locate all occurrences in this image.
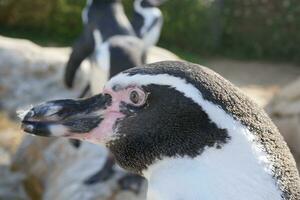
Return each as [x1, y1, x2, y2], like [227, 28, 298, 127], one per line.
[0, 36, 83, 117]
[0, 165, 29, 200]
[267, 77, 300, 170]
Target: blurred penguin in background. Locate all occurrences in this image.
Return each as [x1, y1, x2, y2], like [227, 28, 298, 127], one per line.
[64, 0, 166, 96]
[64, 0, 136, 96]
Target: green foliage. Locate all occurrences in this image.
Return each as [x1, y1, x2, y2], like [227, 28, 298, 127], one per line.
[0, 0, 299, 61]
[0, 0, 85, 45]
[221, 0, 300, 61]
[159, 0, 217, 54]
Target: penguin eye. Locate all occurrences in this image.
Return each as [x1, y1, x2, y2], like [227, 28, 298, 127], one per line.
[130, 91, 140, 104]
[128, 88, 147, 106]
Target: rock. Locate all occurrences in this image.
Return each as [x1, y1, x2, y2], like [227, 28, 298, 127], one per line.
[0, 112, 23, 157]
[267, 77, 300, 170]
[147, 46, 180, 63]
[0, 36, 86, 117]
[0, 35, 178, 199]
[12, 136, 147, 200]
[240, 85, 279, 107]
[0, 165, 29, 200]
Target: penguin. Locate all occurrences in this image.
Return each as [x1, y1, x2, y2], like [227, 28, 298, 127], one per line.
[65, 0, 167, 91]
[132, 0, 166, 49]
[22, 61, 300, 200]
[64, 0, 135, 90]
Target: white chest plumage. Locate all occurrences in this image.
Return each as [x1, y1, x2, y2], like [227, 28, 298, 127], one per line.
[143, 116, 282, 200]
[144, 128, 282, 200]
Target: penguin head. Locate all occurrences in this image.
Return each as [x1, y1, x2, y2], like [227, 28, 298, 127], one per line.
[21, 61, 230, 173]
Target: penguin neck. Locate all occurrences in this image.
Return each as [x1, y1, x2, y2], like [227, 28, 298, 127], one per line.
[133, 0, 161, 37]
[143, 125, 282, 200]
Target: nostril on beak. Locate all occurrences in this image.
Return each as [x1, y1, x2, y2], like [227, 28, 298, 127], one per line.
[27, 110, 35, 118]
[21, 124, 34, 133]
[43, 105, 62, 117]
[23, 110, 35, 121]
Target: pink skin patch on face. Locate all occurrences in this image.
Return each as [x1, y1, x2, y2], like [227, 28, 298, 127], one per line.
[68, 86, 147, 144]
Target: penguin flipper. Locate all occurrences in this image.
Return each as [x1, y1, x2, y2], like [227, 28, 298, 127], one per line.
[69, 139, 81, 148]
[84, 153, 116, 185]
[118, 174, 145, 194]
[64, 26, 95, 88]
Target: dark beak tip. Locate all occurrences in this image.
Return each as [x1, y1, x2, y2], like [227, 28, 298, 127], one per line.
[20, 120, 51, 137]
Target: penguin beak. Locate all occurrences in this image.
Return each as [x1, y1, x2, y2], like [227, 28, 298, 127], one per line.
[21, 94, 112, 138]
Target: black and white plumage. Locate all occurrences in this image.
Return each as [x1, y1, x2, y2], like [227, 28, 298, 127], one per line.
[65, 0, 166, 90]
[132, 0, 165, 49]
[88, 30, 146, 94]
[64, 0, 136, 89]
[22, 61, 300, 200]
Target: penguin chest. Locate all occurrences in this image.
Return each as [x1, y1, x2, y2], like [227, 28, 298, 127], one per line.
[143, 149, 282, 200]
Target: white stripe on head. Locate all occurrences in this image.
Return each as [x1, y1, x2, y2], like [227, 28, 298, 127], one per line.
[107, 72, 280, 196]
